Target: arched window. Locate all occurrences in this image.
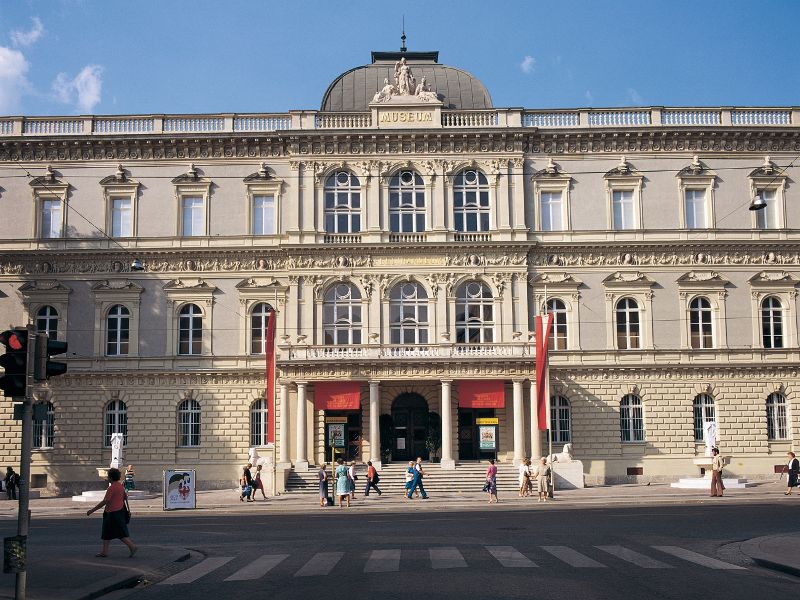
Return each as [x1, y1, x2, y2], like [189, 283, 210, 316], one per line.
[689, 296, 713, 349]
[619, 394, 644, 443]
[766, 393, 788, 441]
[389, 170, 425, 233]
[250, 398, 269, 447]
[178, 304, 202, 355]
[455, 281, 494, 343]
[33, 401, 54, 449]
[389, 282, 429, 344]
[692, 394, 716, 442]
[761, 296, 784, 349]
[545, 299, 568, 351]
[106, 304, 130, 356]
[177, 399, 201, 447]
[453, 169, 490, 232]
[324, 171, 361, 234]
[550, 395, 571, 443]
[36, 305, 58, 340]
[616, 298, 640, 350]
[323, 283, 362, 345]
[104, 400, 128, 447]
[250, 303, 274, 355]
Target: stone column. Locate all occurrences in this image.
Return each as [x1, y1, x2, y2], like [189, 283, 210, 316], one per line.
[511, 157, 527, 233]
[295, 381, 308, 470]
[278, 381, 291, 468]
[369, 380, 381, 468]
[530, 380, 541, 459]
[513, 378, 525, 465]
[440, 379, 455, 469]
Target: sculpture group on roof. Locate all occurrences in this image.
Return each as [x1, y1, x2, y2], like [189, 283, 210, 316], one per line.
[372, 57, 440, 104]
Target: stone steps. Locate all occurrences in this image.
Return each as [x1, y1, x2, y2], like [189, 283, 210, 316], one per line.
[71, 489, 159, 502]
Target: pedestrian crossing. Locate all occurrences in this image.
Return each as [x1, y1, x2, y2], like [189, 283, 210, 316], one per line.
[158, 544, 747, 585]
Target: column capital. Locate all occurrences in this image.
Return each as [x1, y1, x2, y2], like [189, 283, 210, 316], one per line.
[440, 378, 454, 384]
[295, 381, 308, 387]
[368, 379, 381, 386]
[512, 377, 526, 384]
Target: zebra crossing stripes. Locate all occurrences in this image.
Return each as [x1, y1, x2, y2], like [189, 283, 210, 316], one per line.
[294, 552, 344, 577]
[540, 546, 607, 568]
[429, 546, 468, 569]
[224, 554, 289, 581]
[596, 545, 673, 569]
[159, 556, 235, 585]
[485, 546, 538, 568]
[364, 549, 401, 572]
[652, 546, 747, 570]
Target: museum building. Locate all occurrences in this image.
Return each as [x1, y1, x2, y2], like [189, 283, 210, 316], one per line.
[0, 47, 798, 493]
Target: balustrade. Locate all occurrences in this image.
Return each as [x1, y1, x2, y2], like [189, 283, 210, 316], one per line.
[730, 109, 792, 126]
[442, 110, 499, 127]
[281, 343, 528, 361]
[663, 110, 721, 126]
[163, 116, 225, 133]
[314, 113, 372, 129]
[94, 117, 155, 134]
[523, 111, 580, 128]
[588, 110, 651, 127]
[323, 233, 362, 244]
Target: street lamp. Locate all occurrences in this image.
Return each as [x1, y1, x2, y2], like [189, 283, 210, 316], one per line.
[130, 259, 145, 271]
[749, 193, 767, 211]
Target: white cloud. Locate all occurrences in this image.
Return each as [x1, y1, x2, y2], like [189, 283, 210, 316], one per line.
[627, 88, 643, 104]
[0, 46, 30, 113]
[11, 17, 44, 47]
[52, 65, 103, 113]
[520, 55, 536, 74]
[584, 90, 594, 104]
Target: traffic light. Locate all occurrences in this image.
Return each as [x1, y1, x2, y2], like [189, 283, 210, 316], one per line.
[34, 333, 67, 381]
[0, 329, 29, 398]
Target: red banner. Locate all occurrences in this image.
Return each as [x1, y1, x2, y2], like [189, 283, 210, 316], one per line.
[265, 310, 276, 443]
[314, 382, 361, 411]
[535, 314, 553, 431]
[458, 380, 505, 409]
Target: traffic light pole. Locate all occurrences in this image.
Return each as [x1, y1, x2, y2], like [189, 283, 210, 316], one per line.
[15, 325, 35, 600]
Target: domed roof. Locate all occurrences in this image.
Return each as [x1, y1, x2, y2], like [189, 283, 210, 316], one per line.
[321, 51, 493, 112]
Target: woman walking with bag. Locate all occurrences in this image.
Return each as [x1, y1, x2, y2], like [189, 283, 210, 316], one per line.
[86, 467, 137, 558]
[518, 458, 531, 497]
[534, 457, 550, 502]
[485, 459, 499, 504]
[240, 464, 253, 502]
[252, 464, 267, 500]
[785, 451, 799, 495]
[335, 458, 350, 508]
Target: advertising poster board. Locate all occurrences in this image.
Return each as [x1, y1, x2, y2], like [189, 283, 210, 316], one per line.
[478, 425, 497, 450]
[163, 469, 196, 510]
[328, 424, 346, 448]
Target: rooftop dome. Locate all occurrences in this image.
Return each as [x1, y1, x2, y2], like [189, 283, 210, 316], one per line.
[321, 50, 493, 112]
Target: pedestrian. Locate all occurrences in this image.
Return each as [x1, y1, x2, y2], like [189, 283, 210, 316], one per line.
[785, 452, 799, 495]
[240, 464, 253, 502]
[124, 465, 136, 492]
[86, 467, 137, 558]
[710, 447, 724, 497]
[407, 457, 428, 499]
[335, 458, 350, 508]
[485, 459, 499, 503]
[4, 467, 18, 501]
[252, 464, 267, 500]
[319, 462, 329, 507]
[404, 461, 415, 499]
[348, 461, 358, 499]
[534, 457, 550, 502]
[518, 458, 531, 497]
[364, 461, 382, 496]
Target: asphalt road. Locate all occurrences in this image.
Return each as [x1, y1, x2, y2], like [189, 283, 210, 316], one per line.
[5, 501, 799, 600]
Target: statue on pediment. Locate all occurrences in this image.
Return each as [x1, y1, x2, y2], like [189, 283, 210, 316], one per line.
[395, 57, 416, 95]
[371, 59, 440, 104]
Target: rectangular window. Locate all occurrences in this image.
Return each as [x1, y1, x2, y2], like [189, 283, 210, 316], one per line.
[685, 189, 707, 229]
[612, 190, 635, 230]
[111, 198, 132, 237]
[755, 189, 778, 230]
[181, 197, 204, 236]
[40, 199, 62, 238]
[540, 191, 563, 231]
[252, 195, 275, 235]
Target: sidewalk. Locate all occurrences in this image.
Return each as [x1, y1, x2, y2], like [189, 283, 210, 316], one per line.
[740, 532, 800, 577]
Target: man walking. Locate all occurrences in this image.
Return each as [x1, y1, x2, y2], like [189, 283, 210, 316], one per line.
[4, 467, 18, 500]
[407, 457, 428, 499]
[710, 447, 724, 497]
[364, 461, 382, 496]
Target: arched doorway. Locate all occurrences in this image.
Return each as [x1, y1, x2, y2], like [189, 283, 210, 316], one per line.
[391, 393, 429, 462]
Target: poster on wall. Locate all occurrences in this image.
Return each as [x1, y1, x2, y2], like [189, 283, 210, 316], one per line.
[163, 469, 196, 510]
[478, 426, 497, 450]
[328, 424, 346, 448]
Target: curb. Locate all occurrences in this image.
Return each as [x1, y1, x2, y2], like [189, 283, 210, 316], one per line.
[739, 533, 800, 578]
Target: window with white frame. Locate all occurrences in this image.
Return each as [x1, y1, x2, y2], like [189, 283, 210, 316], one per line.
[689, 296, 714, 349]
[324, 171, 361, 234]
[755, 189, 779, 230]
[110, 198, 133, 237]
[761, 296, 784, 349]
[619, 394, 644, 442]
[36, 306, 59, 340]
[611, 190, 636, 230]
[250, 302, 274, 355]
[181, 197, 205, 237]
[616, 297, 640, 350]
[545, 298, 568, 351]
[104, 400, 128, 447]
[550, 395, 571, 443]
[389, 171, 426, 233]
[453, 169, 490, 232]
[323, 283, 362, 345]
[40, 199, 63, 238]
[389, 282, 429, 344]
[766, 393, 788, 441]
[540, 191, 563, 231]
[692, 394, 716, 442]
[250, 398, 269, 447]
[252, 195, 276, 235]
[32, 401, 54, 449]
[106, 304, 130, 356]
[684, 189, 708, 229]
[178, 304, 203, 355]
[455, 281, 494, 343]
[177, 398, 201, 447]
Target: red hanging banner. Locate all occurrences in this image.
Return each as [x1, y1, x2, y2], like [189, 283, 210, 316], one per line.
[314, 382, 362, 411]
[458, 380, 506, 409]
[265, 310, 276, 443]
[534, 313, 553, 431]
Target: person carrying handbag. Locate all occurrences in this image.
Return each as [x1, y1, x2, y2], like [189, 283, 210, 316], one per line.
[86, 467, 137, 558]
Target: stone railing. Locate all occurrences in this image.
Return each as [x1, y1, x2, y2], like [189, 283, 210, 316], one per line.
[454, 232, 492, 242]
[1, 106, 796, 137]
[389, 232, 427, 243]
[322, 233, 362, 244]
[280, 343, 529, 361]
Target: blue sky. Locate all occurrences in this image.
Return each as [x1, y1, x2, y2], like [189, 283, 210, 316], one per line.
[0, 0, 798, 116]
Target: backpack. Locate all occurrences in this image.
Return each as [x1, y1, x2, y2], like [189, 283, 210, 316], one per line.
[373, 472, 380, 484]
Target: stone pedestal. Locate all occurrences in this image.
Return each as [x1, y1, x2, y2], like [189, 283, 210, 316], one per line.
[439, 458, 456, 470]
[670, 456, 755, 489]
[552, 460, 585, 489]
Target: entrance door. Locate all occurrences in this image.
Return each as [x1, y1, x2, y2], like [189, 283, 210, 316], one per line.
[391, 393, 429, 462]
[458, 408, 497, 460]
